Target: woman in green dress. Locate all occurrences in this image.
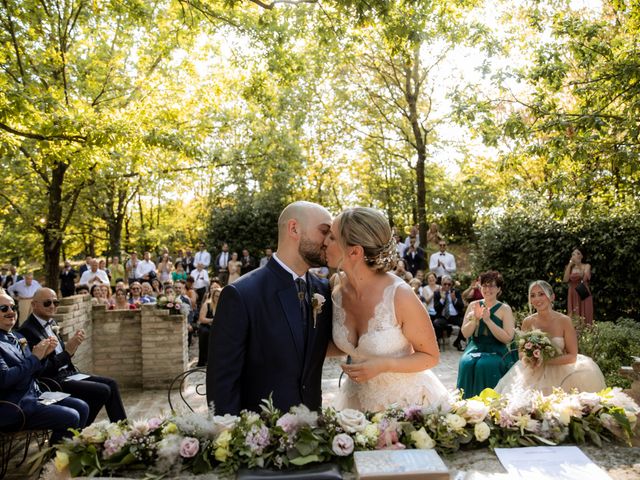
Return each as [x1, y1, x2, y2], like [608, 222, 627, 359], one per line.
[456, 270, 517, 398]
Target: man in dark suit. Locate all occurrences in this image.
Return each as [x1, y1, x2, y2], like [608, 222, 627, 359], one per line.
[207, 201, 333, 415]
[433, 275, 465, 349]
[59, 260, 77, 297]
[403, 236, 426, 277]
[2, 265, 22, 290]
[19, 288, 127, 425]
[240, 248, 257, 276]
[0, 292, 89, 444]
[214, 243, 230, 285]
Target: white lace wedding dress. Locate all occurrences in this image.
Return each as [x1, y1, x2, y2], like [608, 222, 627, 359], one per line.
[332, 276, 449, 412]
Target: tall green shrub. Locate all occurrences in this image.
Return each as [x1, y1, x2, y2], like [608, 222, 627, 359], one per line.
[475, 210, 640, 322]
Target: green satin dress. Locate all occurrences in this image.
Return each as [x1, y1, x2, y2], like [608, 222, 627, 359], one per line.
[456, 302, 518, 399]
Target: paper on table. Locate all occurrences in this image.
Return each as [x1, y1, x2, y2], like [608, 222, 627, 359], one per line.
[495, 446, 612, 480]
[65, 373, 90, 381]
[39, 391, 70, 405]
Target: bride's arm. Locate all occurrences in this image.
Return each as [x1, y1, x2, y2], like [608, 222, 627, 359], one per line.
[344, 285, 439, 383]
[326, 340, 346, 357]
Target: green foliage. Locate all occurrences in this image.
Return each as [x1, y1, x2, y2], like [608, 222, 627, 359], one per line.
[475, 208, 640, 322]
[578, 319, 640, 389]
[206, 194, 285, 260]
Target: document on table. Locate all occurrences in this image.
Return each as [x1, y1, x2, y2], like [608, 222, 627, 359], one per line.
[495, 446, 612, 480]
[39, 391, 70, 405]
[65, 373, 91, 381]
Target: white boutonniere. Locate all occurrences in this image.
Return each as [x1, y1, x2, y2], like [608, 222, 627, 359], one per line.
[51, 325, 60, 335]
[18, 337, 28, 352]
[311, 293, 326, 329]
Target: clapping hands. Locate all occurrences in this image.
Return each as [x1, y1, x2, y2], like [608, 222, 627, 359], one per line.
[65, 329, 85, 355]
[31, 337, 57, 360]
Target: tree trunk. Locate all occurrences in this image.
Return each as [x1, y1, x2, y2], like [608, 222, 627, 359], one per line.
[43, 161, 68, 291]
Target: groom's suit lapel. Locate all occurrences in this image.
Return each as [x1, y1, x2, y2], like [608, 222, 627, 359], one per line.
[268, 259, 305, 363]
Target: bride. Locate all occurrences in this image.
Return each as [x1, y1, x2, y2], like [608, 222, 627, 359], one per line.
[324, 207, 448, 411]
[495, 280, 606, 396]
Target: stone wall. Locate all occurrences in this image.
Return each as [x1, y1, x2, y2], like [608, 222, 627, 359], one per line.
[52, 296, 188, 389]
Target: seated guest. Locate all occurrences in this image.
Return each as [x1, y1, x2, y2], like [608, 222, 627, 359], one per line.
[432, 275, 464, 347]
[140, 282, 157, 303]
[462, 275, 484, 305]
[456, 271, 518, 398]
[393, 259, 414, 283]
[172, 262, 188, 283]
[75, 284, 90, 296]
[150, 278, 163, 297]
[422, 272, 439, 319]
[110, 287, 134, 310]
[90, 284, 109, 306]
[0, 292, 89, 444]
[19, 288, 127, 426]
[496, 280, 605, 396]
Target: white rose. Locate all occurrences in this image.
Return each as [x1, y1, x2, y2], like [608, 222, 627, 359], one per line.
[445, 413, 466, 430]
[409, 427, 435, 449]
[336, 409, 369, 433]
[461, 400, 489, 424]
[81, 423, 107, 443]
[474, 422, 491, 442]
[331, 433, 355, 456]
[212, 414, 239, 435]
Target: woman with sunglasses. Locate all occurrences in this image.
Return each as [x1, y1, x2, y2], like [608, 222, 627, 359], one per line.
[456, 270, 518, 398]
[495, 280, 605, 396]
[0, 292, 90, 443]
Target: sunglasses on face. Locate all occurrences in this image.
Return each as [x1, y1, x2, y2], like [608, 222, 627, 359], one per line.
[42, 299, 60, 307]
[0, 304, 16, 312]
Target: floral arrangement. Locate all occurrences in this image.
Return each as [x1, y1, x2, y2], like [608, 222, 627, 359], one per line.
[156, 295, 183, 315]
[517, 329, 559, 368]
[46, 388, 638, 478]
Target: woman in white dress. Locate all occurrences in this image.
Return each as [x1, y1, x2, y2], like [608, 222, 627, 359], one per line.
[495, 280, 605, 396]
[324, 207, 448, 412]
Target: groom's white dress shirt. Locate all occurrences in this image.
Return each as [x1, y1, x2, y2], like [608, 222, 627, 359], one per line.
[272, 253, 306, 283]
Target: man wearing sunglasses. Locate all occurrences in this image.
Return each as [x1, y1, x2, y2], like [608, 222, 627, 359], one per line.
[0, 292, 89, 443]
[19, 288, 127, 426]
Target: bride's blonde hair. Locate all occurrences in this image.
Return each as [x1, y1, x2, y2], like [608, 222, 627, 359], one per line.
[335, 207, 398, 273]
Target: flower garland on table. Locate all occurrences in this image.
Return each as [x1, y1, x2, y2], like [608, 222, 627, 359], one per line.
[48, 388, 639, 478]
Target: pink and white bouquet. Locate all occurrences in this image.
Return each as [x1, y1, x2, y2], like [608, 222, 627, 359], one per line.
[518, 329, 559, 368]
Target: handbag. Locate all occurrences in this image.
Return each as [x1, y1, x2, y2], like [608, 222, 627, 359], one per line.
[575, 281, 591, 300]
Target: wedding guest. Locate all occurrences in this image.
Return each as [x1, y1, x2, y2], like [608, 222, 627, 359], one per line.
[78, 255, 92, 276]
[197, 287, 222, 367]
[426, 222, 444, 250]
[140, 282, 157, 303]
[59, 261, 77, 298]
[214, 243, 230, 285]
[19, 288, 127, 425]
[98, 259, 108, 278]
[432, 275, 464, 347]
[78, 259, 109, 286]
[563, 247, 593, 325]
[0, 292, 89, 444]
[2, 265, 22, 290]
[422, 272, 439, 319]
[240, 249, 257, 275]
[110, 287, 134, 310]
[125, 251, 139, 285]
[462, 275, 484, 305]
[456, 271, 517, 398]
[393, 259, 413, 283]
[7, 272, 42, 325]
[90, 284, 109, 306]
[194, 243, 211, 271]
[150, 278, 163, 297]
[128, 282, 152, 305]
[259, 247, 273, 268]
[172, 262, 188, 283]
[157, 253, 173, 284]
[109, 256, 126, 292]
[227, 252, 242, 284]
[429, 240, 457, 282]
[496, 280, 605, 396]
[75, 284, 90, 296]
[190, 263, 210, 308]
[403, 236, 426, 277]
[135, 251, 156, 282]
[183, 249, 195, 275]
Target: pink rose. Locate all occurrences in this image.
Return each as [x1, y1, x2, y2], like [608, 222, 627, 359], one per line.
[167, 303, 174, 309]
[331, 433, 354, 456]
[180, 437, 200, 458]
[524, 342, 533, 350]
[533, 349, 541, 358]
[147, 418, 162, 430]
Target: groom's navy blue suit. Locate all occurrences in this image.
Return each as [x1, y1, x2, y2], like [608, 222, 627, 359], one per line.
[207, 257, 333, 415]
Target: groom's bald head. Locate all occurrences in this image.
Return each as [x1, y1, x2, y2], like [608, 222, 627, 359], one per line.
[276, 201, 332, 273]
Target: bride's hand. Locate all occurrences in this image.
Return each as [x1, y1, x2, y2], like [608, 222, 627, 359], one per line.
[341, 358, 385, 384]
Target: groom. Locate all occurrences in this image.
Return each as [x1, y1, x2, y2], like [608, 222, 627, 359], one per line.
[206, 201, 333, 415]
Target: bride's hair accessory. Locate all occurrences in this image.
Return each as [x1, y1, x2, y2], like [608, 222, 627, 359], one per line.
[364, 237, 398, 272]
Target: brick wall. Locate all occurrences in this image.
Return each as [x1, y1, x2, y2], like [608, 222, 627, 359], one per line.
[52, 296, 188, 390]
